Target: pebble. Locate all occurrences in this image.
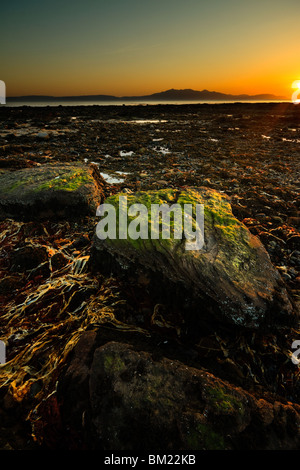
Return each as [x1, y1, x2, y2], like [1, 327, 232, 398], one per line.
[37, 131, 50, 139]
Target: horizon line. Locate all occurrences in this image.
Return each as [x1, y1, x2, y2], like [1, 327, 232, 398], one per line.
[5, 87, 288, 100]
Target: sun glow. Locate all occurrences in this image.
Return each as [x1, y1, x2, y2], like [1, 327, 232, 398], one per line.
[292, 80, 300, 104]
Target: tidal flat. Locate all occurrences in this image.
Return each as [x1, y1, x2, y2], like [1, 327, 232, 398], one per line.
[0, 102, 299, 450]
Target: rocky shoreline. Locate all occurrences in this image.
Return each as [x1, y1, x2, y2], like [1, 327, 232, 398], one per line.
[0, 103, 299, 450]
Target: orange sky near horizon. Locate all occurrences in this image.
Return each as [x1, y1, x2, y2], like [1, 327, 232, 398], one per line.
[5, 65, 297, 100]
[2, 0, 300, 99]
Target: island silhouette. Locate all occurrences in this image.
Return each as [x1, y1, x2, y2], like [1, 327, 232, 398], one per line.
[6, 88, 287, 102]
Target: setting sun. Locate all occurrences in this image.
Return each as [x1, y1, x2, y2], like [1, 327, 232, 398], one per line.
[292, 80, 300, 103]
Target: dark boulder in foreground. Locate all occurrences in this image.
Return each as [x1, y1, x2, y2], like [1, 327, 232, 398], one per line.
[92, 187, 295, 331]
[0, 163, 106, 221]
[37, 336, 300, 450]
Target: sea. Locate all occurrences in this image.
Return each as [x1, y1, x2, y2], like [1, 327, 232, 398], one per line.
[2, 99, 290, 107]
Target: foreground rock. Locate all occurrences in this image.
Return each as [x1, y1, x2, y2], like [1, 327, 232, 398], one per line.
[0, 163, 106, 221]
[92, 187, 294, 331]
[34, 336, 300, 450]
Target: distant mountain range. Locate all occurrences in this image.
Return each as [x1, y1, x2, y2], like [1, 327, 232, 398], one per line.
[6, 88, 287, 102]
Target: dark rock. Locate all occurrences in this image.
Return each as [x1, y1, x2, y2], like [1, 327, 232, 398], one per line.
[9, 245, 48, 272]
[49, 252, 69, 271]
[92, 187, 295, 331]
[287, 235, 300, 250]
[0, 163, 106, 221]
[43, 337, 300, 450]
[70, 234, 90, 249]
[0, 274, 24, 295]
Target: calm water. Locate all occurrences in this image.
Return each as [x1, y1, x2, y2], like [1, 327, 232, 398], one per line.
[3, 99, 289, 107]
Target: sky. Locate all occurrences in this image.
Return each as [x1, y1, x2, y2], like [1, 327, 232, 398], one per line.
[1, 0, 300, 98]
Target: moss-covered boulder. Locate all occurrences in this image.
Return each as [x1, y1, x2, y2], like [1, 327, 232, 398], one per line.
[0, 164, 106, 221]
[92, 187, 294, 330]
[49, 338, 300, 450]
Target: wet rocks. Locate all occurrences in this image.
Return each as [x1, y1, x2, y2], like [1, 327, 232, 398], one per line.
[9, 245, 48, 272]
[0, 164, 106, 221]
[49, 337, 300, 450]
[287, 235, 300, 251]
[92, 187, 294, 331]
[0, 104, 299, 451]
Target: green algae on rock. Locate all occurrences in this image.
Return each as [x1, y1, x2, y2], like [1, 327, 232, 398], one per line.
[92, 187, 294, 330]
[51, 339, 300, 450]
[0, 164, 106, 220]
